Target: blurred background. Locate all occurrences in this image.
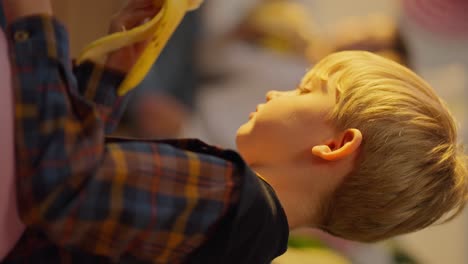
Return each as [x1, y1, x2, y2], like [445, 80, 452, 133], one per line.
[50, 0, 468, 263]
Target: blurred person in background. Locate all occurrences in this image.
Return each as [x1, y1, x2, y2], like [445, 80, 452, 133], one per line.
[401, 0, 468, 39]
[319, 14, 410, 67]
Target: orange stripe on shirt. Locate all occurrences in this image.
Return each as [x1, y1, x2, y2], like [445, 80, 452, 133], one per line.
[95, 145, 128, 257]
[157, 151, 200, 262]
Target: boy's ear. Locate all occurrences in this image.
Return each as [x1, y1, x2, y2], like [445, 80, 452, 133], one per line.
[312, 128, 362, 161]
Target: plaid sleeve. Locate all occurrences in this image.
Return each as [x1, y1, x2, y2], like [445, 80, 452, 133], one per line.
[73, 61, 127, 134]
[8, 15, 240, 262]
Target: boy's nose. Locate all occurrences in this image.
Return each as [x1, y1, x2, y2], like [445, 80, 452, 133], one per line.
[266, 90, 280, 101]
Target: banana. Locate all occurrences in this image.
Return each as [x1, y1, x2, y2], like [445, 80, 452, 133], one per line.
[77, 0, 203, 95]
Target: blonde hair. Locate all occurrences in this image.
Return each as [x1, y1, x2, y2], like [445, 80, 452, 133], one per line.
[301, 51, 468, 242]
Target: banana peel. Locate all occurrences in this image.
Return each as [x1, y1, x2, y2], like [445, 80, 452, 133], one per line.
[77, 0, 203, 96]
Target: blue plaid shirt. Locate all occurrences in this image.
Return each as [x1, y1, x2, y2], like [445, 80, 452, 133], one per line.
[5, 15, 247, 263]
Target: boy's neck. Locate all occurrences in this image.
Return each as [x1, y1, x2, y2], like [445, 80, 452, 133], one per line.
[252, 163, 329, 230]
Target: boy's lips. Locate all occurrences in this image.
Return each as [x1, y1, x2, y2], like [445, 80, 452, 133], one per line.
[249, 104, 264, 119]
[256, 104, 266, 112]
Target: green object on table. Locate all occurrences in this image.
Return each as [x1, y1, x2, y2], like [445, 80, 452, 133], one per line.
[288, 235, 328, 249]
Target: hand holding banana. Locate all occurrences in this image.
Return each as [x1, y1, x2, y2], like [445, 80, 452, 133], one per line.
[77, 0, 203, 96]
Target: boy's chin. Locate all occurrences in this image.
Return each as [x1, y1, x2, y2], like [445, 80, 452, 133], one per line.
[236, 122, 252, 149]
[236, 120, 253, 139]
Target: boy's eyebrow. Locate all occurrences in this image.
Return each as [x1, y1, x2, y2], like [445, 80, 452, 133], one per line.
[298, 74, 318, 90]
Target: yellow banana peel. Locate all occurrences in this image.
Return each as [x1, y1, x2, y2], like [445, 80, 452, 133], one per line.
[77, 0, 203, 96]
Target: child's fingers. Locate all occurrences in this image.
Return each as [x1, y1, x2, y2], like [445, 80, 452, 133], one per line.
[126, 0, 164, 10]
[118, 0, 161, 19]
[110, 7, 159, 33]
[125, 9, 159, 28]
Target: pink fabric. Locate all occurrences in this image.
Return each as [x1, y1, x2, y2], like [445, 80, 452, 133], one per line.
[0, 29, 24, 260]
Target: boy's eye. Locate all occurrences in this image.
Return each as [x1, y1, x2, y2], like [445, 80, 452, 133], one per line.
[297, 86, 309, 94]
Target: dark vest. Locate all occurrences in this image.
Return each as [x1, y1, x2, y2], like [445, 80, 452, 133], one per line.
[185, 151, 289, 264]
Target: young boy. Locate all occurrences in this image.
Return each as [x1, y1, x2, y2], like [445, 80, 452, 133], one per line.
[4, 0, 467, 263]
[236, 51, 467, 241]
